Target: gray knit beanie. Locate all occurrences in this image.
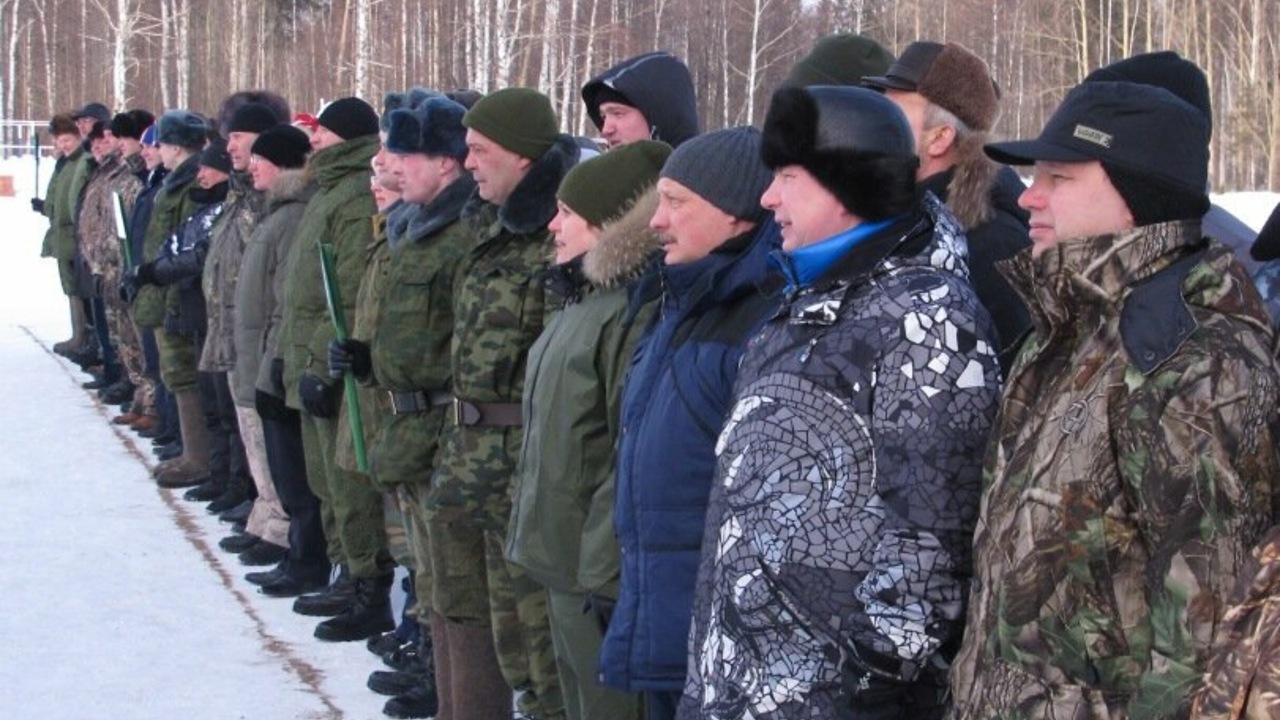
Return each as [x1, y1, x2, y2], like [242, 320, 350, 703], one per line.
[660, 126, 771, 223]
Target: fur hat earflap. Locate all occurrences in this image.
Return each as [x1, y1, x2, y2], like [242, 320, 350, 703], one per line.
[762, 86, 918, 221]
[385, 96, 468, 160]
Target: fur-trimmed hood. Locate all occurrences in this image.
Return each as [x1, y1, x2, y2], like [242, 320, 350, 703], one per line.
[265, 169, 315, 209]
[464, 133, 580, 235]
[583, 187, 661, 288]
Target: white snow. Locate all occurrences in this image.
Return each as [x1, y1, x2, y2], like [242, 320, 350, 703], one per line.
[0, 156, 415, 720]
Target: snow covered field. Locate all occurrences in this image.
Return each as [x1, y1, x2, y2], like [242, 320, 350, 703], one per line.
[0, 153, 1274, 719]
[0, 156, 412, 720]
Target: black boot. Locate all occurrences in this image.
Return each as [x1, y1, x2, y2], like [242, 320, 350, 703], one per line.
[382, 683, 439, 719]
[313, 573, 395, 642]
[206, 472, 254, 515]
[293, 567, 356, 617]
[184, 475, 227, 502]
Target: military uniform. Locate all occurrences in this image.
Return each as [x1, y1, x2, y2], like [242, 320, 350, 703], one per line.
[277, 134, 387, 581]
[948, 223, 1280, 720]
[48, 145, 88, 296]
[427, 135, 580, 720]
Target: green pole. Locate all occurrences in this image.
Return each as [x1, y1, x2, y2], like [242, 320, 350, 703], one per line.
[318, 242, 369, 473]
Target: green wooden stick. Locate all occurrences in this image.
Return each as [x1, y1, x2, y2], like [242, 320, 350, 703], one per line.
[318, 242, 369, 473]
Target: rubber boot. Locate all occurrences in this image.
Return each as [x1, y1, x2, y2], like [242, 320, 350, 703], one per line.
[53, 296, 89, 356]
[155, 389, 211, 488]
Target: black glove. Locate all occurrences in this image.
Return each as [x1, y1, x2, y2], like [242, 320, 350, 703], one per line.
[584, 594, 616, 635]
[327, 338, 372, 380]
[254, 389, 291, 421]
[298, 373, 339, 418]
[30, 198, 44, 214]
[119, 274, 139, 304]
[92, 273, 104, 297]
[133, 261, 157, 286]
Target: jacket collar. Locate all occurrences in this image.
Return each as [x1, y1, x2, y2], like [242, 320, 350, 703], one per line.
[464, 134, 580, 236]
[162, 153, 200, 192]
[307, 135, 380, 189]
[388, 174, 476, 249]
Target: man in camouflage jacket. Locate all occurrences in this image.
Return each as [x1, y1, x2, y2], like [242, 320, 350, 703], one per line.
[947, 78, 1280, 720]
[424, 87, 578, 720]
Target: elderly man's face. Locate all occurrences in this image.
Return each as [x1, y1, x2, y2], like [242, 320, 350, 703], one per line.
[650, 177, 743, 265]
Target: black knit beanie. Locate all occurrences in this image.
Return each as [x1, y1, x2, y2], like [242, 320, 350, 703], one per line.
[227, 102, 279, 134]
[784, 33, 893, 88]
[660, 127, 772, 223]
[199, 138, 233, 174]
[251, 124, 311, 169]
[317, 97, 380, 140]
[109, 113, 142, 140]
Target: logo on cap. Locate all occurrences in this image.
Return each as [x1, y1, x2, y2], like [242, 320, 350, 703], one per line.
[1072, 124, 1113, 149]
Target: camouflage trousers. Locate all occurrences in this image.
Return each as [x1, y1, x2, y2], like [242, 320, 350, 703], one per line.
[235, 401, 290, 548]
[102, 274, 155, 415]
[156, 327, 199, 392]
[300, 411, 391, 579]
[386, 482, 437, 626]
[424, 519, 565, 719]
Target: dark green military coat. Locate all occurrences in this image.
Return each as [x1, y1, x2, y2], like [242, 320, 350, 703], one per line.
[277, 135, 378, 410]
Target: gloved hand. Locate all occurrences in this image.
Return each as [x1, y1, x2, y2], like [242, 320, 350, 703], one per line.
[119, 274, 140, 304]
[30, 198, 44, 214]
[298, 373, 339, 418]
[133, 261, 157, 286]
[584, 594, 617, 635]
[327, 338, 372, 380]
[254, 389, 290, 421]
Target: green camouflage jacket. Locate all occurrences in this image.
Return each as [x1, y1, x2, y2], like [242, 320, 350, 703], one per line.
[133, 153, 202, 328]
[277, 134, 378, 410]
[200, 172, 264, 373]
[334, 205, 395, 475]
[427, 134, 579, 531]
[948, 220, 1280, 720]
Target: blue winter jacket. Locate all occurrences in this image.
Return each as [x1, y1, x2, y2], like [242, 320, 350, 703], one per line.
[600, 219, 780, 692]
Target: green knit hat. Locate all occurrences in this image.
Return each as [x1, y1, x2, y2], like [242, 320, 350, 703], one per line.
[462, 87, 559, 159]
[558, 141, 671, 227]
[782, 33, 893, 88]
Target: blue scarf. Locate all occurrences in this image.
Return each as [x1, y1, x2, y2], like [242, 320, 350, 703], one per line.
[771, 218, 896, 292]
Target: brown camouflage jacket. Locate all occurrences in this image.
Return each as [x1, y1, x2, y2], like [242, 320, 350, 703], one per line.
[1191, 525, 1280, 719]
[948, 220, 1280, 720]
[200, 171, 264, 372]
[77, 151, 143, 279]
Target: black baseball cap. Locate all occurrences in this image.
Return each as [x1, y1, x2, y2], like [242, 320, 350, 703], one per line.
[72, 102, 111, 122]
[984, 81, 1209, 195]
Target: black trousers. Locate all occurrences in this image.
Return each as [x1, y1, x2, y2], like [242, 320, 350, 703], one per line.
[261, 408, 329, 579]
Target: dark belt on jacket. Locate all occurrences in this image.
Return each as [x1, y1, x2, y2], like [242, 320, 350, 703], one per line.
[452, 397, 523, 427]
[387, 389, 451, 415]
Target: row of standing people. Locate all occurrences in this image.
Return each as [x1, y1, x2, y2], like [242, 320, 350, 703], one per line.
[38, 31, 1280, 720]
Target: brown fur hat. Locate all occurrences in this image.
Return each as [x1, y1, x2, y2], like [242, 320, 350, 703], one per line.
[863, 41, 1000, 132]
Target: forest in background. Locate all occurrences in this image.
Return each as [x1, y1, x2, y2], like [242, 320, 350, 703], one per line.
[0, 0, 1276, 190]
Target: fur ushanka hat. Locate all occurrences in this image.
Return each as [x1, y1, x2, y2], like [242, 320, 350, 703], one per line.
[761, 85, 919, 221]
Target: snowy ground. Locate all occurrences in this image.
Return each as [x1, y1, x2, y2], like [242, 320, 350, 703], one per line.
[0, 153, 1274, 719]
[0, 158, 412, 719]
